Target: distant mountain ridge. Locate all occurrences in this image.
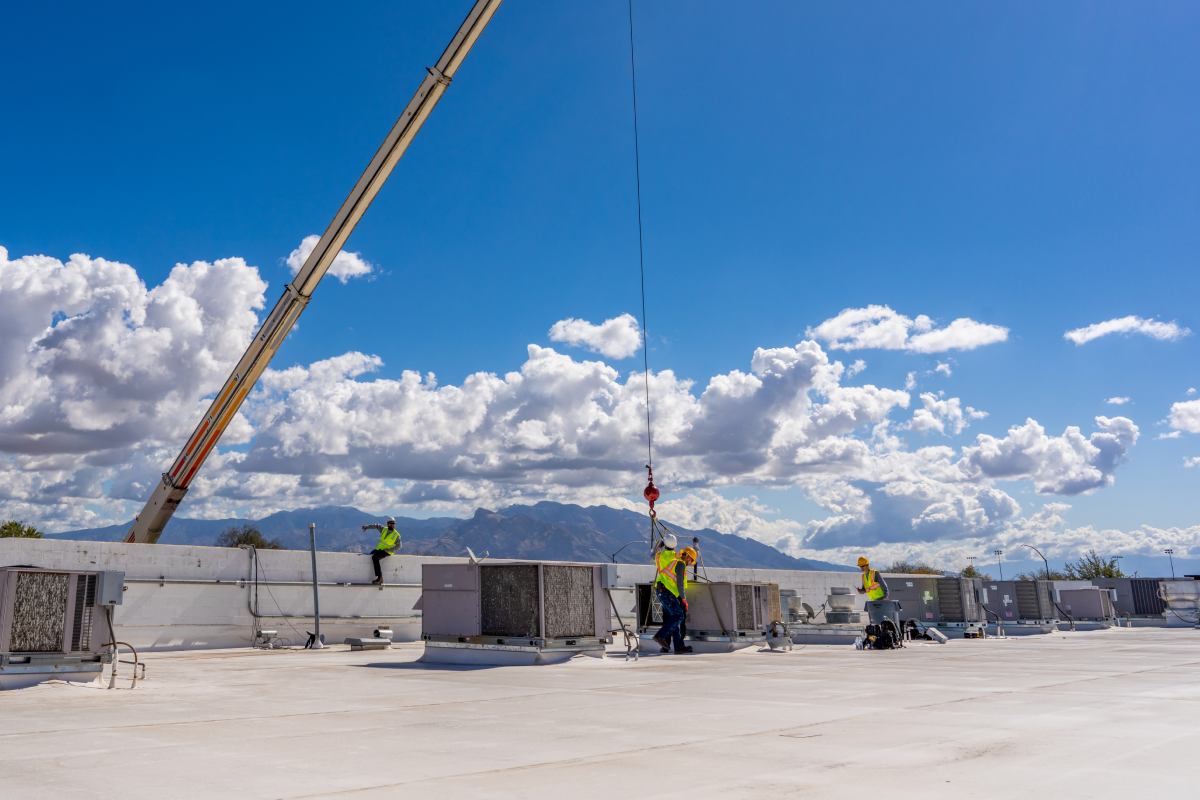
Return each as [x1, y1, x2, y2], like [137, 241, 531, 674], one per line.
[51, 501, 851, 571]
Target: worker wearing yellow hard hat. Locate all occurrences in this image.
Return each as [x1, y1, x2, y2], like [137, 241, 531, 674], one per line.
[652, 534, 698, 654]
[856, 556, 888, 602]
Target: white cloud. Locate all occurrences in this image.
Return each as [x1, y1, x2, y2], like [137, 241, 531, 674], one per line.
[1184, 457, 1200, 469]
[904, 372, 917, 391]
[1156, 431, 1182, 441]
[548, 313, 641, 360]
[1169, 400, 1200, 434]
[1105, 396, 1131, 406]
[1064, 316, 1190, 346]
[808, 305, 1008, 353]
[1188, 387, 1198, 396]
[845, 359, 866, 378]
[286, 235, 374, 284]
[908, 392, 987, 435]
[0, 244, 1150, 559]
[958, 416, 1139, 495]
[934, 361, 952, 377]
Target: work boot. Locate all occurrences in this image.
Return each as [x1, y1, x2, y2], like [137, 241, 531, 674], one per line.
[674, 645, 694, 654]
[652, 636, 670, 653]
[371, 576, 383, 585]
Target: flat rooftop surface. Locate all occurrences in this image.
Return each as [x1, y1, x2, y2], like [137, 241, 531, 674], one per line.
[3, 627, 1197, 799]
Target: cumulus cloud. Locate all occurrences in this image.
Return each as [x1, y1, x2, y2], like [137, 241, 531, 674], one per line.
[958, 416, 1138, 494]
[807, 305, 1008, 353]
[1064, 315, 1190, 346]
[1169, 400, 1200, 434]
[907, 392, 987, 435]
[1105, 396, 1131, 406]
[934, 361, 952, 377]
[1184, 457, 1200, 469]
[0, 244, 1150, 559]
[846, 359, 866, 378]
[286, 235, 373, 284]
[1156, 431, 1182, 441]
[548, 313, 641, 359]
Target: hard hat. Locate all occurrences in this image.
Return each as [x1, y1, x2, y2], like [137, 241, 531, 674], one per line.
[680, 546, 698, 564]
[857, 556, 870, 567]
[661, 532, 677, 550]
[387, 516, 396, 523]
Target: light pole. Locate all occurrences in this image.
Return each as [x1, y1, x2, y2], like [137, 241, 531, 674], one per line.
[610, 539, 645, 563]
[1165, 548, 1176, 579]
[993, 549, 1004, 580]
[1112, 555, 1124, 576]
[1020, 543, 1051, 582]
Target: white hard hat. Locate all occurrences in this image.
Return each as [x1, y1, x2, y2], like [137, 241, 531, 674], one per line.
[661, 532, 677, 550]
[386, 516, 396, 523]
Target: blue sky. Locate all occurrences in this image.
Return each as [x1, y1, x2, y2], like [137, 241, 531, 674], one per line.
[2, 2, 1198, 575]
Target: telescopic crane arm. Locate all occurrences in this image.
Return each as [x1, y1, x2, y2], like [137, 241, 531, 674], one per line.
[125, 0, 503, 544]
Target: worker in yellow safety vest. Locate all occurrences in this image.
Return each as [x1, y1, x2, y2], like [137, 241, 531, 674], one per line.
[856, 556, 888, 601]
[652, 533, 698, 654]
[362, 517, 401, 585]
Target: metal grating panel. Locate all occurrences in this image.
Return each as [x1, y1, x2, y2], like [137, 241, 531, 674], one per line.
[1015, 581, 1042, 619]
[735, 585, 754, 629]
[936, 578, 965, 622]
[1131, 579, 1165, 615]
[11, 572, 69, 652]
[71, 573, 97, 651]
[480, 564, 540, 637]
[542, 566, 596, 638]
[766, 584, 781, 624]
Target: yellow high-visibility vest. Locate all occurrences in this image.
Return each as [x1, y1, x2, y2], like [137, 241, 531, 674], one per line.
[376, 527, 400, 555]
[863, 568, 884, 601]
[654, 549, 687, 598]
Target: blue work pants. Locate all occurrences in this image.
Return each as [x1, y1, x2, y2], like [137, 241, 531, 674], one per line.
[654, 585, 686, 652]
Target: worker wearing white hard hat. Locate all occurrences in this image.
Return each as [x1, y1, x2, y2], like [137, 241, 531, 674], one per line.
[651, 533, 697, 654]
[362, 517, 401, 585]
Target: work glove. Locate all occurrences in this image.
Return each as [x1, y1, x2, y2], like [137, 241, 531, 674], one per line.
[682, 598, 689, 612]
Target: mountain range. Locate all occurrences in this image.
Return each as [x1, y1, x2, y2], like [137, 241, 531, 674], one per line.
[51, 501, 851, 571]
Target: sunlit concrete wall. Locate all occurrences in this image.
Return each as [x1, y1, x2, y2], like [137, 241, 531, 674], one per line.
[1, 538, 866, 651]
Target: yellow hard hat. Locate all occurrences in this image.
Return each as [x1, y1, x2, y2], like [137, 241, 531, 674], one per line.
[680, 546, 698, 564]
[857, 556, 870, 567]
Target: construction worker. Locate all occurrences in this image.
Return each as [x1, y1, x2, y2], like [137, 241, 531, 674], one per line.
[362, 517, 401, 585]
[652, 533, 698, 654]
[856, 556, 888, 601]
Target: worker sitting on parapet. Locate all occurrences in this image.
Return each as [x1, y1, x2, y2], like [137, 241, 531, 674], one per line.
[652, 534, 698, 654]
[856, 556, 888, 601]
[361, 517, 401, 585]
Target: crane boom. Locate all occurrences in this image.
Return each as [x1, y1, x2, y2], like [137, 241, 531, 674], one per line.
[126, 0, 503, 544]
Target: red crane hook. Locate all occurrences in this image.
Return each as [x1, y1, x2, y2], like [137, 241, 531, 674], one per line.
[643, 464, 660, 517]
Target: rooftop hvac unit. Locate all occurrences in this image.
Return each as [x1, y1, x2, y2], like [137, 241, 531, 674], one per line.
[1130, 579, 1166, 616]
[420, 562, 611, 665]
[1013, 580, 1057, 622]
[884, 576, 940, 623]
[635, 581, 777, 652]
[1057, 587, 1116, 621]
[0, 567, 124, 690]
[934, 578, 985, 630]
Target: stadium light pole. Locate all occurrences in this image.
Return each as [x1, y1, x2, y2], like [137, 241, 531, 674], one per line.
[993, 549, 1004, 580]
[1165, 548, 1176, 579]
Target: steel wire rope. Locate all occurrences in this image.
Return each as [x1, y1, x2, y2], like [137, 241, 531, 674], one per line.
[627, 0, 654, 478]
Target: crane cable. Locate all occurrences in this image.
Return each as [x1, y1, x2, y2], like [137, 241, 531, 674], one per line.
[627, 0, 662, 548]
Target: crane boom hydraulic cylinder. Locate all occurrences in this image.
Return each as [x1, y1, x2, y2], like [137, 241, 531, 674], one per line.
[126, 0, 503, 544]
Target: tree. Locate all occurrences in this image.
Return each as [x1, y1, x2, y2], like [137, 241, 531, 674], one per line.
[1016, 569, 1069, 581]
[0, 520, 43, 539]
[1063, 549, 1124, 579]
[215, 525, 284, 550]
[960, 564, 992, 580]
[887, 560, 941, 575]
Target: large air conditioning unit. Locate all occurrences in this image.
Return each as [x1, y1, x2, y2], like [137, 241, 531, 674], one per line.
[420, 562, 612, 665]
[0, 567, 125, 690]
[933, 577, 985, 636]
[884, 576, 941, 623]
[1013, 580, 1058, 624]
[635, 581, 778, 652]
